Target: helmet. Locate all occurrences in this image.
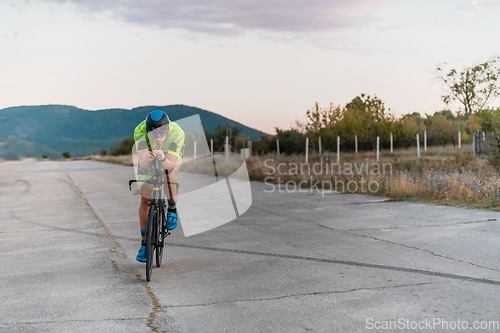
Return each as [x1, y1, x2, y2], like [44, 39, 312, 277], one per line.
[146, 110, 170, 132]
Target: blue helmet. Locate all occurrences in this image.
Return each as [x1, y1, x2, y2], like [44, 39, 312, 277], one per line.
[146, 110, 170, 132]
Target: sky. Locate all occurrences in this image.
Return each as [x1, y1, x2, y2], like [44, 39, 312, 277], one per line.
[0, 0, 499, 134]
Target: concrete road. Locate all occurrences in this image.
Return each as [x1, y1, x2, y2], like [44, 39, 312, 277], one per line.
[1, 159, 499, 332]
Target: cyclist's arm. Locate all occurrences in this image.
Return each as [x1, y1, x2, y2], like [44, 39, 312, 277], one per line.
[160, 153, 179, 171]
[160, 130, 184, 171]
[137, 149, 154, 169]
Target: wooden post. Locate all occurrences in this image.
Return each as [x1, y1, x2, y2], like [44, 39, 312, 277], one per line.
[472, 132, 476, 155]
[416, 134, 420, 158]
[337, 136, 340, 163]
[319, 137, 322, 155]
[424, 130, 427, 152]
[376, 136, 380, 162]
[224, 136, 229, 160]
[458, 131, 461, 149]
[277, 139, 280, 156]
[355, 135, 358, 154]
[305, 138, 309, 163]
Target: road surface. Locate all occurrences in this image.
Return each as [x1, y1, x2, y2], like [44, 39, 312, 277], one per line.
[1, 159, 499, 332]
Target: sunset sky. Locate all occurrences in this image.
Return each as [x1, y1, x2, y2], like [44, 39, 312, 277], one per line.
[1, 0, 498, 133]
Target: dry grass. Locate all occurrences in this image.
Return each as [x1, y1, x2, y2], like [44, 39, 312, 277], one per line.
[83, 154, 133, 166]
[81, 147, 500, 211]
[247, 146, 500, 211]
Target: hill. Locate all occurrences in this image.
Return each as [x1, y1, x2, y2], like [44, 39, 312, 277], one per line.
[0, 104, 269, 159]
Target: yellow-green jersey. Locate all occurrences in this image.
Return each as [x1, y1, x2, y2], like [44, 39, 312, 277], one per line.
[133, 120, 185, 159]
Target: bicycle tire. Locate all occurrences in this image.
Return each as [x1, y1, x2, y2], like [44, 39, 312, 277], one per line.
[146, 205, 156, 282]
[155, 200, 165, 268]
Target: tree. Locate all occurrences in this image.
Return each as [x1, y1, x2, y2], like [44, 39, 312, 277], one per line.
[427, 113, 454, 147]
[62, 152, 71, 158]
[493, 110, 500, 152]
[340, 94, 393, 150]
[302, 95, 393, 151]
[110, 137, 135, 156]
[275, 128, 305, 154]
[395, 113, 425, 148]
[205, 124, 241, 152]
[436, 56, 500, 116]
[474, 109, 500, 152]
[304, 102, 342, 148]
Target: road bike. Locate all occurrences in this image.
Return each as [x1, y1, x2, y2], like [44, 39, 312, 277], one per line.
[129, 158, 179, 282]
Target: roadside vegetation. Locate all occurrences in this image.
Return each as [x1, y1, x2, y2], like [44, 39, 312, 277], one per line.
[86, 57, 499, 211]
[245, 148, 499, 211]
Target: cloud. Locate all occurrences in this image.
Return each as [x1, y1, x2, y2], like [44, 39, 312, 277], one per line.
[35, 0, 396, 35]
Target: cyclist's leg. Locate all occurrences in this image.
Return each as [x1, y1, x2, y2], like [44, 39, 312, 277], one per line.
[164, 163, 181, 230]
[137, 183, 152, 262]
[139, 183, 153, 232]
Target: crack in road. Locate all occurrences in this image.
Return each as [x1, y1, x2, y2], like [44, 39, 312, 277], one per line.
[162, 278, 499, 308]
[317, 223, 500, 272]
[251, 206, 500, 273]
[108, 258, 164, 333]
[166, 242, 500, 286]
[0, 226, 116, 234]
[0, 317, 148, 326]
[344, 218, 497, 231]
[65, 172, 125, 259]
[64, 172, 166, 333]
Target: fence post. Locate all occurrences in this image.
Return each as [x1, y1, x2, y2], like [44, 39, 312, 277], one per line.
[337, 136, 340, 163]
[305, 137, 309, 163]
[458, 131, 461, 149]
[319, 136, 322, 155]
[424, 130, 427, 152]
[248, 140, 252, 157]
[472, 132, 476, 155]
[277, 139, 280, 157]
[376, 136, 380, 162]
[475, 131, 482, 155]
[390, 133, 393, 154]
[355, 135, 358, 154]
[224, 136, 230, 160]
[210, 139, 214, 156]
[416, 134, 420, 157]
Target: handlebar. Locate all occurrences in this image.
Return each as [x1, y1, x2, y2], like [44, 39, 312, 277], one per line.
[129, 179, 180, 191]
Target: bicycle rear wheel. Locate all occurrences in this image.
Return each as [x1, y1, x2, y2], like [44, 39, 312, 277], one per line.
[155, 201, 165, 268]
[146, 205, 156, 282]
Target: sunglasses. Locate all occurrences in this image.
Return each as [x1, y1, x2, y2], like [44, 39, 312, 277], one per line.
[149, 128, 168, 138]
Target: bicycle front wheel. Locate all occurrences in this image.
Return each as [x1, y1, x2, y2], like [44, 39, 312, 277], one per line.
[146, 205, 156, 282]
[155, 201, 165, 268]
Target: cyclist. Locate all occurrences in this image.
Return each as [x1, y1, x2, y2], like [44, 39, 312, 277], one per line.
[133, 110, 185, 262]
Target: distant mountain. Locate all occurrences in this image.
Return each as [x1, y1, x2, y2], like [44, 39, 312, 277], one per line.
[0, 137, 61, 160]
[0, 104, 270, 159]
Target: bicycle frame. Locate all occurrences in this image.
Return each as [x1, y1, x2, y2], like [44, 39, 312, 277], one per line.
[129, 157, 180, 281]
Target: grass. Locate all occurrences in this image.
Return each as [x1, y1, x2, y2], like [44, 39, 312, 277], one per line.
[246, 145, 500, 211]
[82, 145, 500, 211]
[82, 154, 133, 166]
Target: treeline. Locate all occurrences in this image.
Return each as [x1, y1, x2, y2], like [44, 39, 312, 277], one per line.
[250, 94, 500, 155]
[103, 95, 499, 157]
